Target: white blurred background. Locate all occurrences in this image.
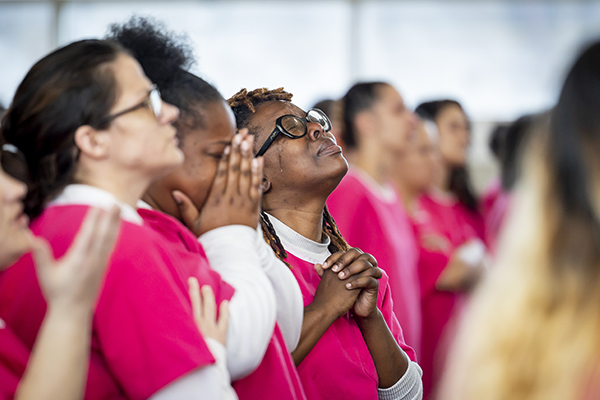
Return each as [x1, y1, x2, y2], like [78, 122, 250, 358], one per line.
[2, 0, 600, 191]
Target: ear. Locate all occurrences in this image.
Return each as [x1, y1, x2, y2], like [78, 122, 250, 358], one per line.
[261, 176, 272, 194]
[354, 111, 378, 140]
[74, 125, 110, 160]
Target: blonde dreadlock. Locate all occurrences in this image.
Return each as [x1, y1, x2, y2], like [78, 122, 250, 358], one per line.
[228, 87, 351, 266]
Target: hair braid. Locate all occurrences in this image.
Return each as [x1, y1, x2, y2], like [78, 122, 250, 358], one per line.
[227, 87, 293, 132]
[260, 211, 291, 268]
[323, 205, 350, 253]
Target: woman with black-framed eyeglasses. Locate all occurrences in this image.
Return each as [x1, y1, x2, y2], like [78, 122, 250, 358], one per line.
[229, 87, 423, 400]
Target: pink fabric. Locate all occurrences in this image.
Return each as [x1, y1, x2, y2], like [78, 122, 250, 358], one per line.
[414, 194, 483, 399]
[0, 321, 28, 400]
[481, 181, 512, 256]
[233, 324, 306, 400]
[286, 251, 415, 400]
[140, 208, 306, 400]
[0, 204, 234, 400]
[327, 169, 421, 351]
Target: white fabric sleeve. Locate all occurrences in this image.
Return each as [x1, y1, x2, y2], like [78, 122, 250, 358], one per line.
[254, 227, 303, 352]
[149, 355, 237, 400]
[199, 225, 277, 381]
[377, 361, 423, 400]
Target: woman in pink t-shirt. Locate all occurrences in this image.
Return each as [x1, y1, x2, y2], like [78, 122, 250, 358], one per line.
[0, 39, 264, 399]
[327, 82, 421, 351]
[415, 100, 484, 241]
[392, 120, 484, 399]
[108, 19, 306, 400]
[228, 87, 423, 400]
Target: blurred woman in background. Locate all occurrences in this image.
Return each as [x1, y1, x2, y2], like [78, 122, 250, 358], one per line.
[327, 82, 421, 352]
[441, 40, 600, 400]
[392, 119, 484, 399]
[415, 100, 484, 242]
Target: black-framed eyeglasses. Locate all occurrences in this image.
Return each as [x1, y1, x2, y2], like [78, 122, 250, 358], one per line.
[255, 108, 332, 157]
[90, 84, 162, 128]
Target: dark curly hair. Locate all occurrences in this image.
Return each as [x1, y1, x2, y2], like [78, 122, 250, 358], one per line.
[107, 16, 223, 133]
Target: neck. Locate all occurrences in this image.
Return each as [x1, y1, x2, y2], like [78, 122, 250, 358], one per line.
[434, 160, 452, 193]
[394, 180, 421, 217]
[140, 192, 162, 211]
[75, 166, 150, 209]
[350, 140, 391, 185]
[265, 199, 326, 243]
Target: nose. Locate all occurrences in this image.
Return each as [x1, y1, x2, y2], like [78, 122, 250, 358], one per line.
[160, 101, 180, 125]
[0, 169, 27, 203]
[306, 122, 323, 142]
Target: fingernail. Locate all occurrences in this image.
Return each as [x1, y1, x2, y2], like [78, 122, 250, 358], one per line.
[241, 140, 251, 153]
[322, 261, 329, 269]
[339, 271, 345, 278]
[172, 191, 182, 205]
[252, 158, 258, 170]
[346, 283, 352, 289]
[233, 135, 242, 145]
[224, 146, 231, 155]
[332, 264, 340, 272]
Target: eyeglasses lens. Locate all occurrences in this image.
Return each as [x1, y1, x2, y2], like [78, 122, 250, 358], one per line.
[281, 115, 306, 137]
[307, 109, 332, 131]
[149, 88, 162, 119]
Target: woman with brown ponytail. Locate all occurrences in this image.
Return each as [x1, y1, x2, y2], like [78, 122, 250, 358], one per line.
[0, 38, 270, 400]
[228, 87, 423, 400]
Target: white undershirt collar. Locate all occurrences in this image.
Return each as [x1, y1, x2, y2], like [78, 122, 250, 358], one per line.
[265, 213, 332, 264]
[350, 166, 398, 203]
[49, 184, 143, 225]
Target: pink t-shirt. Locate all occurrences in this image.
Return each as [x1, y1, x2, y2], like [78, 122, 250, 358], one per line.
[481, 180, 512, 256]
[139, 208, 306, 400]
[414, 194, 482, 399]
[327, 168, 421, 351]
[286, 251, 415, 400]
[0, 204, 234, 400]
[0, 319, 28, 400]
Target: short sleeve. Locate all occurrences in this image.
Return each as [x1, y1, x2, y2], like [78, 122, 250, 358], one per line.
[92, 226, 214, 400]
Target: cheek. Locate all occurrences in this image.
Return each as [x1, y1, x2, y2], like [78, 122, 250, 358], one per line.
[181, 159, 219, 209]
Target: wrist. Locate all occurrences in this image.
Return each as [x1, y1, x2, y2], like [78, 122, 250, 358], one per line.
[46, 300, 94, 323]
[355, 308, 383, 329]
[305, 300, 341, 326]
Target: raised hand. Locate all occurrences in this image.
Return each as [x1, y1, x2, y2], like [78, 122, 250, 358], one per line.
[188, 277, 229, 346]
[172, 129, 264, 237]
[30, 206, 121, 314]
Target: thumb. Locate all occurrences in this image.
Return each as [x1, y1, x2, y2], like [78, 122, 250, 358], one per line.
[314, 263, 325, 278]
[172, 190, 200, 234]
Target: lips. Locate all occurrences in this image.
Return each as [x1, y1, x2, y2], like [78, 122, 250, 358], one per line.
[317, 139, 342, 156]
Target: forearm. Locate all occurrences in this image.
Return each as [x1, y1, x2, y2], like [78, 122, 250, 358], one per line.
[292, 303, 337, 366]
[356, 309, 409, 388]
[200, 225, 276, 380]
[16, 305, 92, 400]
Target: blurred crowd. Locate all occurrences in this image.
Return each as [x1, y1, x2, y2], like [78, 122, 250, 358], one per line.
[0, 15, 599, 400]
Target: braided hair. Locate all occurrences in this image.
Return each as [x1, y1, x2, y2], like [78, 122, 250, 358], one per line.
[228, 88, 350, 265]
